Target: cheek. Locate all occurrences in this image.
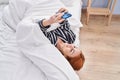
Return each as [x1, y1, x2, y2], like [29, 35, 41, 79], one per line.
[74, 49, 81, 54]
[74, 51, 79, 54]
[62, 48, 71, 55]
[62, 49, 67, 54]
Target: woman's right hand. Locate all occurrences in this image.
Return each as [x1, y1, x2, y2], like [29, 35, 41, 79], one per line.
[42, 8, 68, 27]
[42, 13, 65, 27]
[48, 13, 65, 24]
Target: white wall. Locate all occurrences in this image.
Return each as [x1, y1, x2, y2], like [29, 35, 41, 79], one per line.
[82, 0, 120, 14]
[113, 0, 120, 14]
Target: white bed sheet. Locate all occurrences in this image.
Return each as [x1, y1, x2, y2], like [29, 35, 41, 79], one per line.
[0, 1, 83, 24]
[0, 4, 7, 20]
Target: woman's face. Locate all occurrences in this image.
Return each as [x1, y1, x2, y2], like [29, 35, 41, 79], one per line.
[60, 43, 81, 58]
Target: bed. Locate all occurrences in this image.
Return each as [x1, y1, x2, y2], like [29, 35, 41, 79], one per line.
[0, 0, 83, 80]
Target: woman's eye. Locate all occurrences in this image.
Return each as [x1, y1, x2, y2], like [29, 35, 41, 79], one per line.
[71, 48, 75, 54]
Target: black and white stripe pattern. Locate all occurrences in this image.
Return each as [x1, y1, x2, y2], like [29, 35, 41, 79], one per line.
[38, 19, 76, 45]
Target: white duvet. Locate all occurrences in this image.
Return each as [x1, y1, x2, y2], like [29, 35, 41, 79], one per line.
[0, 0, 82, 80]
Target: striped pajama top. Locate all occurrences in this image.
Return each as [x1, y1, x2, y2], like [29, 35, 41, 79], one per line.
[38, 20, 76, 46]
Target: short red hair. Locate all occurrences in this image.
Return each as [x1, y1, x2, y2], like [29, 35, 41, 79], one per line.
[67, 51, 85, 70]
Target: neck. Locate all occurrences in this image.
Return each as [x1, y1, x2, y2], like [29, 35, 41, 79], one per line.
[56, 38, 64, 51]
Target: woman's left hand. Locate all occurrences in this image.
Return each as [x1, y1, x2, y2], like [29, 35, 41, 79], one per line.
[57, 8, 68, 13]
[48, 13, 65, 24]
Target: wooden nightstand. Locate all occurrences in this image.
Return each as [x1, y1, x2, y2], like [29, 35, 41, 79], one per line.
[86, 0, 117, 25]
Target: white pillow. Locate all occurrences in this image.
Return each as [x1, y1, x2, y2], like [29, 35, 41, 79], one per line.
[60, 0, 74, 6]
[0, 0, 9, 4]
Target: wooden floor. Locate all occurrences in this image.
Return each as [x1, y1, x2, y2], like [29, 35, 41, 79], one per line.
[77, 13, 120, 80]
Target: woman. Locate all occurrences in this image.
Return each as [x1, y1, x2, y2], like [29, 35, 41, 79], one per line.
[0, 0, 80, 80]
[38, 8, 85, 70]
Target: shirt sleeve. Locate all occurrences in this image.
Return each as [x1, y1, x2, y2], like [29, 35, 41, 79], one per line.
[38, 19, 50, 32]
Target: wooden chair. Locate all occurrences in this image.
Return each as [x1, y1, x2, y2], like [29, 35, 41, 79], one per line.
[86, 0, 117, 25]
